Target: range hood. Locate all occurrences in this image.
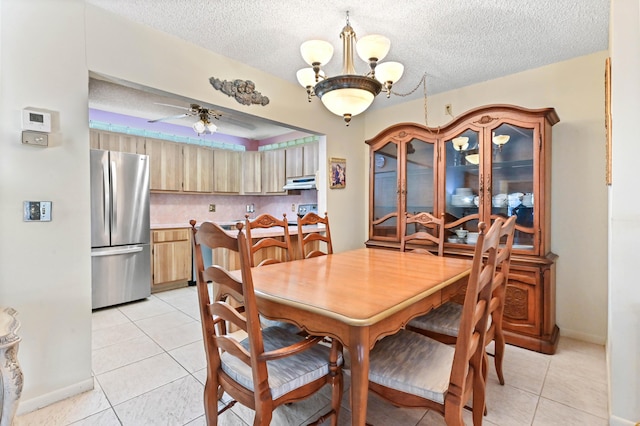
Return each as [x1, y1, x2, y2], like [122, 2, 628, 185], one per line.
[283, 176, 316, 190]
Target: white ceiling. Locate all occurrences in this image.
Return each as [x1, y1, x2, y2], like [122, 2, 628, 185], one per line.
[87, 0, 610, 139]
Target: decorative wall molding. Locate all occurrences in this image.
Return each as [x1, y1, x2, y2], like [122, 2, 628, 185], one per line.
[209, 77, 270, 106]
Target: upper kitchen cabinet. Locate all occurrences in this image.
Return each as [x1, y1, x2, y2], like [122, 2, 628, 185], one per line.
[213, 150, 241, 193]
[366, 105, 560, 354]
[183, 144, 214, 193]
[263, 149, 286, 194]
[146, 138, 184, 191]
[285, 142, 318, 178]
[90, 130, 146, 154]
[242, 151, 262, 194]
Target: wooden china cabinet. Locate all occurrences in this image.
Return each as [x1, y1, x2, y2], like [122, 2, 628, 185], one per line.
[365, 104, 560, 354]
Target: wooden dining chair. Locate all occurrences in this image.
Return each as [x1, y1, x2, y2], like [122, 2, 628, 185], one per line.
[401, 212, 445, 256]
[245, 213, 294, 266]
[297, 212, 333, 259]
[190, 220, 344, 426]
[245, 213, 300, 333]
[406, 215, 516, 385]
[367, 218, 504, 426]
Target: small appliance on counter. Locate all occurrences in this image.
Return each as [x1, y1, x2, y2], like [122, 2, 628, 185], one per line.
[90, 149, 151, 309]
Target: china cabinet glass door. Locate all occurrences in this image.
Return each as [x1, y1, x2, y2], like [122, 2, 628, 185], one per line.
[405, 138, 436, 218]
[488, 122, 537, 251]
[372, 142, 399, 239]
[443, 129, 481, 243]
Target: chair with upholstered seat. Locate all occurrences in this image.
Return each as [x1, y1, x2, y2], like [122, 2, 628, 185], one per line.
[190, 220, 343, 426]
[245, 213, 294, 266]
[368, 218, 504, 426]
[401, 212, 445, 256]
[297, 212, 333, 259]
[406, 215, 516, 385]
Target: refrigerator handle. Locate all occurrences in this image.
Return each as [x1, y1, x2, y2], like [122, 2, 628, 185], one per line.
[110, 160, 117, 233]
[91, 246, 144, 257]
[102, 156, 110, 237]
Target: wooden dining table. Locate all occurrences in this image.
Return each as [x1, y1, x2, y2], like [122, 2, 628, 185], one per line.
[245, 247, 473, 425]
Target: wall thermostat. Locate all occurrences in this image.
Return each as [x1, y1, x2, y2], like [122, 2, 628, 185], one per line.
[22, 108, 51, 133]
[23, 201, 52, 222]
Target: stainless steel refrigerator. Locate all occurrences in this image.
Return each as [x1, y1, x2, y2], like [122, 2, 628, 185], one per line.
[91, 149, 151, 309]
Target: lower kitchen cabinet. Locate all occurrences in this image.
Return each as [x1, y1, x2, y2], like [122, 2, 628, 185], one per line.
[152, 228, 192, 291]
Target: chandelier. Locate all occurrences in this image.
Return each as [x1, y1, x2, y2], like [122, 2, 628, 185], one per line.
[296, 11, 404, 126]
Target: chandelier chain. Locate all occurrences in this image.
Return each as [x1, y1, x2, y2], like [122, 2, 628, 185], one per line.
[390, 72, 431, 127]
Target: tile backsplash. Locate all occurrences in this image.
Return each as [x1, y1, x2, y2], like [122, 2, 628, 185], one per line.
[150, 191, 318, 225]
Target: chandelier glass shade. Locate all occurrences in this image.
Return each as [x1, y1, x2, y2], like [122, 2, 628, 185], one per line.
[297, 12, 404, 125]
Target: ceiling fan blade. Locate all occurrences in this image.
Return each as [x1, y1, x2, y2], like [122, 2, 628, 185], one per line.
[153, 102, 190, 111]
[148, 113, 190, 123]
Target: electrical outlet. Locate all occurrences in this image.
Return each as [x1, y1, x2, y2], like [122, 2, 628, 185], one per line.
[445, 104, 453, 116]
[209, 204, 216, 212]
[291, 204, 296, 212]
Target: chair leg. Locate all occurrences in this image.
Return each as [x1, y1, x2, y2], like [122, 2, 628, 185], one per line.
[203, 380, 219, 425]
[494, 332, 506, 385]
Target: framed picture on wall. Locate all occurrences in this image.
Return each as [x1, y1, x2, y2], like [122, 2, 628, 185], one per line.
[605, 57, 612, 185]
[329, 157, 346, 189]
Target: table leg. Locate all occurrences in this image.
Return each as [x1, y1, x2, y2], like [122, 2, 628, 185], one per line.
[349, 327, 369, 426]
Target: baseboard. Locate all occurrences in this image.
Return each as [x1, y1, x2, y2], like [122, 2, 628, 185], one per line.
[609, 414, 638, 425]
[558, 327, 606, 345]
[16, 377, 94, 416]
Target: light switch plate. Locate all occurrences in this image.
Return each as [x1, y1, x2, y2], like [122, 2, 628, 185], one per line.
[23, 201, 52, 221]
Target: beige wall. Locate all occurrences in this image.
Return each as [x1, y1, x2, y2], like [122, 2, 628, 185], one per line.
[609, 0, 640, 423]
[365, 51, 609, 345]
[0, 0, 94, 411]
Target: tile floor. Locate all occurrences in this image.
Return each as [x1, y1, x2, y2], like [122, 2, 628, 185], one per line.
[15, 286, 609, 425]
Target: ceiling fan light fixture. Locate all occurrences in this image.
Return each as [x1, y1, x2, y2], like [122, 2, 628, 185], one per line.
[206, 121, 217, 133]
[192, 119, 206, 134]
[299, 11, 403, 125]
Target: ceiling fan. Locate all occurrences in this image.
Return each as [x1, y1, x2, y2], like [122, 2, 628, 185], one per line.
[148, 103, 222, 134]
[148, 102, 258, 134]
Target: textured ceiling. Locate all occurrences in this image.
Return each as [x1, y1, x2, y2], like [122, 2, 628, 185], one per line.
[87, 0, 610, 138]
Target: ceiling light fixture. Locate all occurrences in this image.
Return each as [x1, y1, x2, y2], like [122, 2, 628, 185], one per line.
[192, 112, 217, 135]
[297, 11, 404, 126]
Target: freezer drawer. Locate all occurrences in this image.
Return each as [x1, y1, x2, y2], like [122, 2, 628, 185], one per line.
[91, 244, 151, 309]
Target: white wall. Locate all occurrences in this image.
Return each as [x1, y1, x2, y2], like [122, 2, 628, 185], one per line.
[609, 0, 640, 424]
[365, 51, 609, 345]
[0, 0, 93, 411]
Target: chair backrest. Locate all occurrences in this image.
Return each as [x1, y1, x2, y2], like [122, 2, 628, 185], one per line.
[190, 220, 269, 407]
[401, 212, 445, 256]
[245, 213, 294, 267]
[297, 212, 333, 259]
[447, 218, 504, 417]
[487, 216, 516, 341]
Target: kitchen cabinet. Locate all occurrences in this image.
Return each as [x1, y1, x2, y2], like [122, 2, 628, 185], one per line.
[152, 228, 191, 290]
[146, 139, 183, 191]
[242, 151, 262, 194]
[285, 142, 319, 178]
[365, 104, 560, 354]
[213, 150, 241, 193]
[303, 142, 319, 176]
[90, 130, 146, 154]
[262, 149, 286, 194]
[183, 144, 213, 193]
[285, 146, 303, 178]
